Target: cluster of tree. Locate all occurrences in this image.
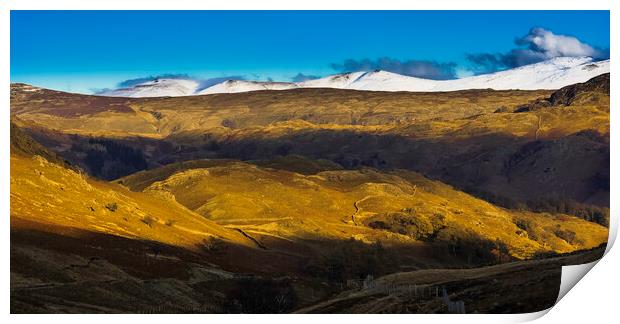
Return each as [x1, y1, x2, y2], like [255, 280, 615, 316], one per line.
[223, 277, 298, 313]
[365, 211, 443, 241]
[554, 229, 577, 245]
[75, 138, 148, 180]
[303, 238, 401, 283]
[198, 236, 228, 253]
[466, 187, 609, 227]
[435, 229, 512, 266]
[333, 152, 388, 169]
[526, 199, 609, 227]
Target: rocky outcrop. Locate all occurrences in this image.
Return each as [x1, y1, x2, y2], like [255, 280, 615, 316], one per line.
[514, 73, 610, 112]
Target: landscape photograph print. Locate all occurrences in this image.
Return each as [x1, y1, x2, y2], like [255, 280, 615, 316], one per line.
[9, 10, 611, 314]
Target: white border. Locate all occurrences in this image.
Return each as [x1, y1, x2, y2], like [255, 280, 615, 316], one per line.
[2, 1, 617, 323]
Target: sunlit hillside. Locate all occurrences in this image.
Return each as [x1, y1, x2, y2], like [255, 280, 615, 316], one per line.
[119, 158, 607, 260]
[12, 74, 610, 216]
[10, 74, 610, 313]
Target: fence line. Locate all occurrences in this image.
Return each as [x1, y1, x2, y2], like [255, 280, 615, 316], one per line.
[345, 275, 466, 314]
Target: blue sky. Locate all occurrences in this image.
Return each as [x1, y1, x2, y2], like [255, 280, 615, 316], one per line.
[11, 11, 610, 94]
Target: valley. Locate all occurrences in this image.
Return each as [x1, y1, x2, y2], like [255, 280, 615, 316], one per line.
[10, 72, 610, 313]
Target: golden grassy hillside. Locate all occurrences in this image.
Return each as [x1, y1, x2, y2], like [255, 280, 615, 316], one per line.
[118, 158, 608, 261]
[11, 75, 609, 214]
[11, 84, 549, 137]
[10, 152, 255, 252]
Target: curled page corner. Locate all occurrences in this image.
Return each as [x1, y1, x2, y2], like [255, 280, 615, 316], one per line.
[510, 308, 552, 322]
[556, 260, 599, 303]
[507, 267, 588, 323]
[553, 210, 615, 306]
[605, 208, 618, 255]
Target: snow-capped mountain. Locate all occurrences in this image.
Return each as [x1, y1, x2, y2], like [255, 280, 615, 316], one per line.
[432, 56, 610, 92]
[197, 80, 298, 95]
[97, 57, 609, 98]
[298, 57, 610, 92]
[99, 78, 199, 98]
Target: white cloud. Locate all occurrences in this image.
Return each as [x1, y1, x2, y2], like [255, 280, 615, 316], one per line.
[467, 27, 608, 74]
[519, 27, 601, 59]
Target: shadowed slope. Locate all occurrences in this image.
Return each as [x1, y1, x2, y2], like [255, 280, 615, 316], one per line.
[295, 246, 604, 314]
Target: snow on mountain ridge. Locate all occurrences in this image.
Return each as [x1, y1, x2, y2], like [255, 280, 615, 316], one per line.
[197, 80, 299, 95]
[100, 78, 199, 98]
[97, 57, 609, 98]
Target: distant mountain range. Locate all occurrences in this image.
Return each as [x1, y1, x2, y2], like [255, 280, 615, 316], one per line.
[97, 56, 609, 97]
